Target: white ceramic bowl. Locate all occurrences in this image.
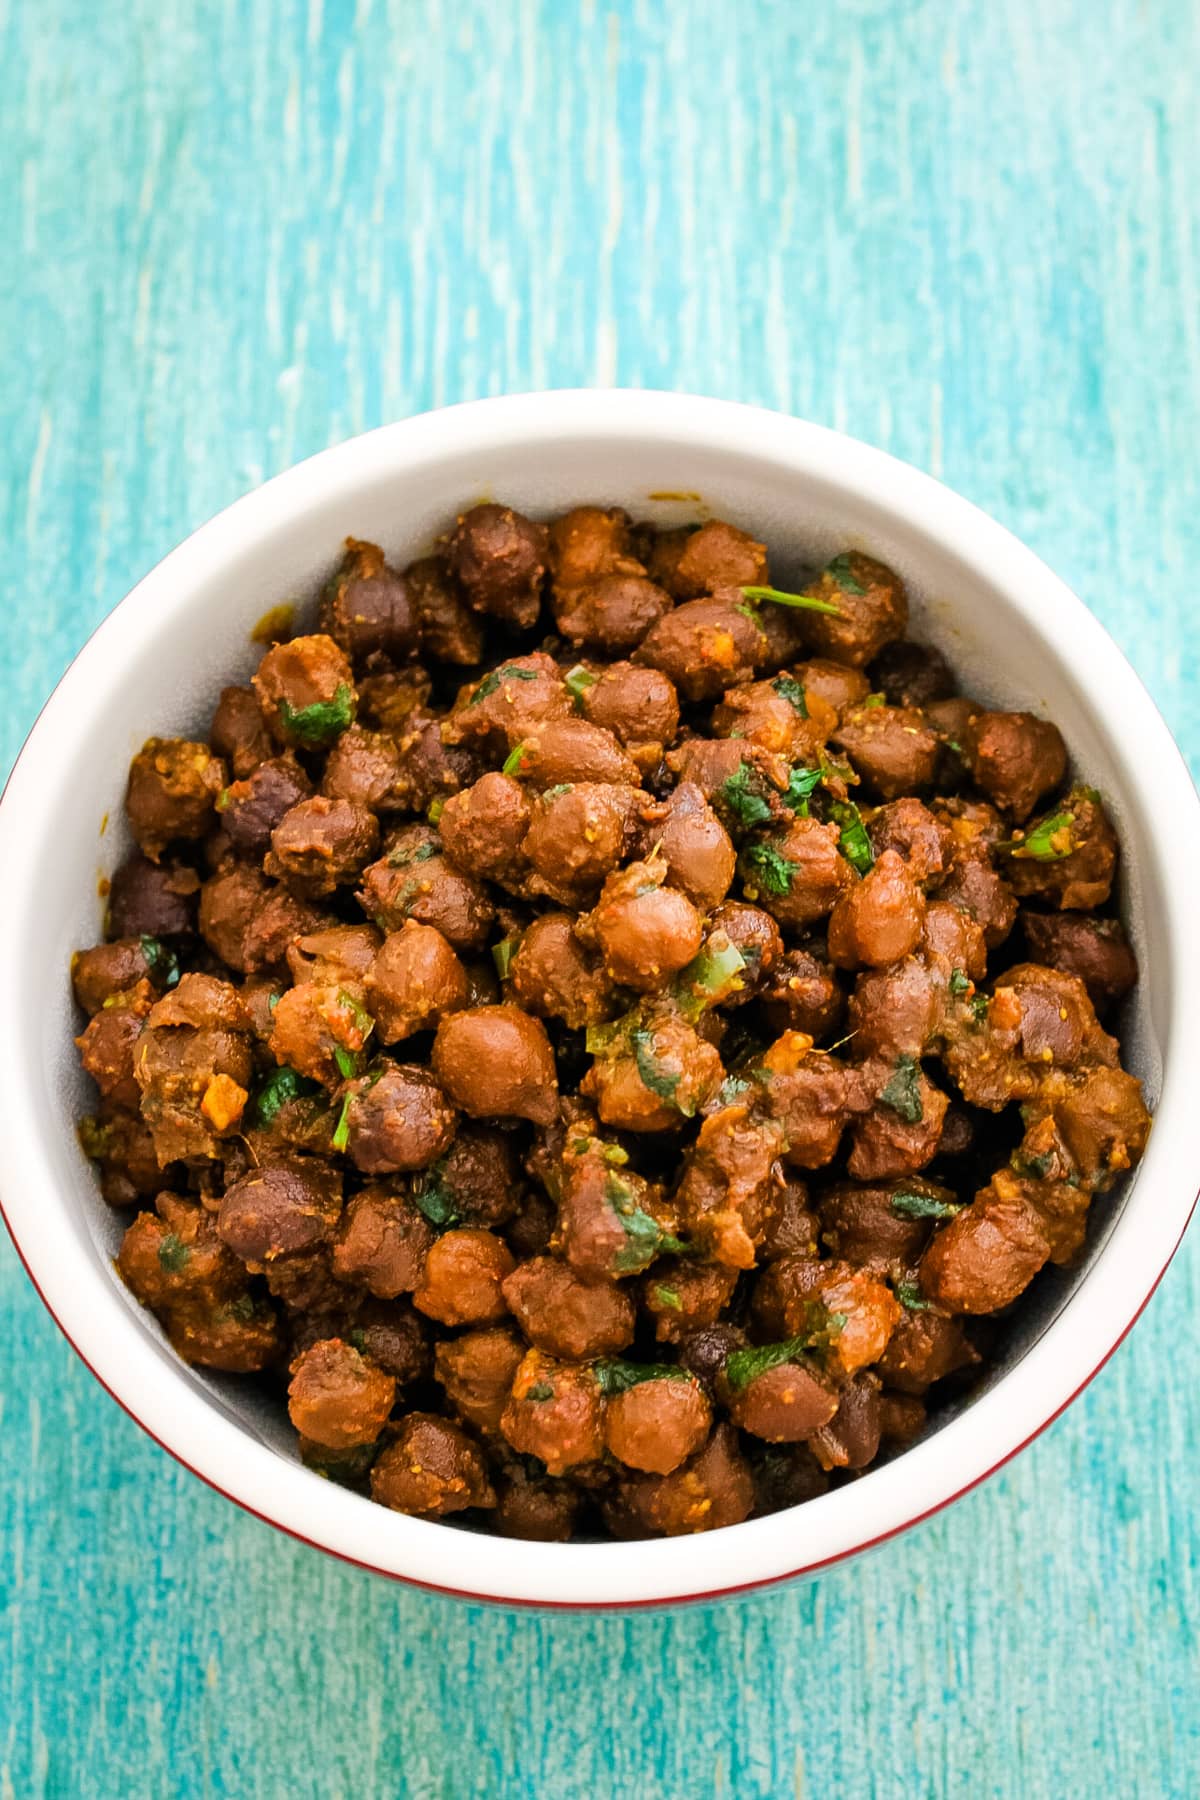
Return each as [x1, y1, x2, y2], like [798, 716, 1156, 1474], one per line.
[3, 391, 1198, 1609]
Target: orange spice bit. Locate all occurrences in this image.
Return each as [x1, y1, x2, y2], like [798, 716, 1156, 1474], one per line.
[989, 988, 1022, 1032]
[699, 628, 736, 668]
[695, 1111, 748, 1154]
[201, 1074, 248, 1133]
[758, 1029, 814, 1075]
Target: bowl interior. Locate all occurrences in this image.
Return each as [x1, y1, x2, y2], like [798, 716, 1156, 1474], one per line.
[5, 397, 1180, 1600]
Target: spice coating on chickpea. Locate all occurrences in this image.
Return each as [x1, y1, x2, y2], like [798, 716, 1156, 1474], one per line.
[75, 501, 1147, 1540]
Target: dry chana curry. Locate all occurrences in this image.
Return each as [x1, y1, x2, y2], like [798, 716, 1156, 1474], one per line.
[71, 502, 1150, 1540]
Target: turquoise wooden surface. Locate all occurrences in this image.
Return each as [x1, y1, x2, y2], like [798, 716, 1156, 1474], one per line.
[3, 0, 1199, 1793]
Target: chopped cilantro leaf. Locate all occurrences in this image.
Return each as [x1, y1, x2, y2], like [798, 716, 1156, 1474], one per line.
[723, 1309, 847, 1391]
[251, 1065, 320, 1128]
[212, 1293, 258, 1326]
[783, 765, 824, 816]
[948, 968, 971, 997]
[613, 1229, 664, 1275]
[969, 992, 990, 1024]
[771, 674, 809, 717]
[891, 1191, 962, 1221]
[605, 1171, 689, 1272]
[387, 839, 440, 868]
[502, 742, 529, 777]
[1014, 1150, 1054, 1179]
[895, 1281, 934, 1312]
[157, 1233, 190, 1274]
[829, 801, 874, 875]
[468, 665, 539, 706]
[879, 1054, 923, 1123]
[825, 552, 867, 595]
[741, 841, 794, 896]
[716, 762, 775, 831]
[652, 1285, 683, 1312]
[411, 1165, 459, 1228]
[139, 934, 180, 989]
[594, 1360, 689, 1397]
[631, 1028, 687, 1111]
[278, 682, 355, 746]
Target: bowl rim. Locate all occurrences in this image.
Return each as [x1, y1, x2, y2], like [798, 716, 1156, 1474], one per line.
[2, 388, 1198, 1609]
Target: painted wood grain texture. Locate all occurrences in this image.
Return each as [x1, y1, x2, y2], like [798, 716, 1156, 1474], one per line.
[2, 0, 1199, 1793]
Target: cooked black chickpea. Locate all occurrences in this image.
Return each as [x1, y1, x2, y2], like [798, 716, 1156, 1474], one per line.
[74, 499, 1148, 1541]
